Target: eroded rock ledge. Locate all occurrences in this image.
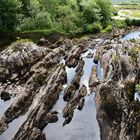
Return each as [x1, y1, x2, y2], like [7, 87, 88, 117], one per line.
[0, 29, 140, 140]
[93, 40, 140, 140]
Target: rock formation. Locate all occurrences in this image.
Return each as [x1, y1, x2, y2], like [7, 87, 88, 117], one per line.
[0, 29, 140, 140]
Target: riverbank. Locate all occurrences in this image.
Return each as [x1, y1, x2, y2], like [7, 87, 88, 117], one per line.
[1, 26, 140, 51]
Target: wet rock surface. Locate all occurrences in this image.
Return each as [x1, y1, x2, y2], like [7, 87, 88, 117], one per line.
[0, 91, 11, 101]
[92, 36, 140, 140]
[0, 29, 140, 140]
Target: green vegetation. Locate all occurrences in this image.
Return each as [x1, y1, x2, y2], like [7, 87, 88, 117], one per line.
[136, 84, 140, 94]
[0, 0, 112, 34]
[0, 0, 140, 45]
[0, 0, 21, 31]
[125, 18, 140, 26]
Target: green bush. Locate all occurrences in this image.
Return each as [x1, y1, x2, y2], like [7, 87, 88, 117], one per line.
[102, 20, 127, 32]
[85, 23, 102, 33]
[19, 11, 53, 31]
[0, 0, 22, 31]
[92, 23, 102, 33]
[102, 24, 112, 32]
[125, 18, 140, 26]
[85, 24, 94, 33]
[113, 20, 127, 29]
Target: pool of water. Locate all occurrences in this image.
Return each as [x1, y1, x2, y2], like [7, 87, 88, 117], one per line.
[122, 31, 140, 41]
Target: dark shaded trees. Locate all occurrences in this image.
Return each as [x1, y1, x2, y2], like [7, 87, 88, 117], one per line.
[0, 0, 21, 31]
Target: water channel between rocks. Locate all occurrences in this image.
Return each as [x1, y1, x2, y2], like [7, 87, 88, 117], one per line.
[43, 49, 100, 140]
[0, 48, 101, 140]
[1, 31, 140, 140]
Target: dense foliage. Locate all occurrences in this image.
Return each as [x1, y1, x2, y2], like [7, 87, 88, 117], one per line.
[0, 0, 112, 33]
[0, 0, 21, 31]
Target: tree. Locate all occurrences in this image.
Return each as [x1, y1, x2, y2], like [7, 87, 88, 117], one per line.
[40, 0, 59, 22]
[96, 0, 112, 27]
[79, 0, 100, 23]
[57, 5, 78, 32]
[20, 0, 31, 17]
[0, 0, 21, 31]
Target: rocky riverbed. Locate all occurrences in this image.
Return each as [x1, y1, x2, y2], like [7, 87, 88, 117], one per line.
[0, 29, 140, 140]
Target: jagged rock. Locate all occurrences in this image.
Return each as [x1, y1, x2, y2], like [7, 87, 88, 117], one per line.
[0, 29, 140, 140]
[63, 59, 84, 101]
[63, 84, 77, 102]
[86, 52, 94, 58]
[0, 42, 48, 83]
[65, 45, 84, 68]
[89, 66, 100, 92]
[77, 98, 85, 110]
[0, 119, 7, 134]
[47, 111, 58, 123]
[1, 91, 11, 101]
[75, 59, 85, 75]
[94, 43, 140, 140]
[63, 85, 87, 126]
[11, 65, 66, 140]
[38, 38, 51, 47]
[14, 126, 46, 140]
[93, 59, 98, 64]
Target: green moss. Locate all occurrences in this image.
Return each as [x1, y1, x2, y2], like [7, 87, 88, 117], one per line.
[16, 38, 32, 43]
[128, 46, 140, 65]
[136, 84, 140, 94]
[124, 80, 135, 94]
[102, 24, 112, 33]
[123, 80, 135, 101]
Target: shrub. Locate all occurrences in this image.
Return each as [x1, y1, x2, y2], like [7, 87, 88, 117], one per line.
[102, 24, 112, 32]
[113, 20, 127, 29]
[19, 11, 53, 31]
[92, 23, 102, 33]
[125, 18, 140, 26]
[84, 23, 102, 33]
[0, 0, 22, 31]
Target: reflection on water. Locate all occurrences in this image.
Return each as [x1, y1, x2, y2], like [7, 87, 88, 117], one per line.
[122, 32, 140, 41]
[44, 93, 100, 140]
[44, 49, 100, 140]
[0, 99, 13, 117]
[0, 115, 27, 140]
[0, 48, 101, 140]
